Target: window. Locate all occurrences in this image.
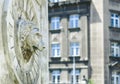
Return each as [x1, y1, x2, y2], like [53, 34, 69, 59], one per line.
[70, 42, 80, 56]
[69, 14, 79, 28]
[111, 13, 120, 28]
[112, 72, 120, 84]
[51, 17, 60, 30]
[51, 44, 60, 57]
[111, 42, 120, 57]
[70, 70, 80, 84]
[50, 0, 59, 3]
[52, 70, 60, 84]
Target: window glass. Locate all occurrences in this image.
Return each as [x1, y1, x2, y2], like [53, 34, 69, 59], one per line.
[51, 17, 60, 30]
[69, 14, 79, 28]
[50, 0, 59, 3]
[111, 42, 120, 57]
[70, 42, 80, 56]
[111, 13, 120, 27]
[51, 44, 60, 57]
[70, 70, 80, 84]
[112, 72, 120, 84]
[52, 70, 60, 83]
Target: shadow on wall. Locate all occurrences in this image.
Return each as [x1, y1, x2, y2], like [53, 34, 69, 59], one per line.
[88, 1, 102, 79]
[90, 2, 102, 23]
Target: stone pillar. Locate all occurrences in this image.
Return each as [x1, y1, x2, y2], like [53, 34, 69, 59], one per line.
[90, 0, 105, 84]
[0, 6, 10, 84]
[61, 16, 68, 61]
[80, 15, 88, 60]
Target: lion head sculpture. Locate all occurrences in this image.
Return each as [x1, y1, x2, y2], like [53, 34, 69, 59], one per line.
[18, 19, 45, 64]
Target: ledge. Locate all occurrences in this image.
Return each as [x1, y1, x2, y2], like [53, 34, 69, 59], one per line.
[109, 26, 120, 32]
[50, 56, 61, 62]
[49, 59, 88, 64]
[68, 27, 80, 32]
[69, 56, 81, 61]
[109, 56, 120, 61]
[49, 29, 61, 33]
[48, 0, 91, 7]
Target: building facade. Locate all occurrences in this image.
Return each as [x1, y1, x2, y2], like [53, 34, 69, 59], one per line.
[48, 0, 120, 84]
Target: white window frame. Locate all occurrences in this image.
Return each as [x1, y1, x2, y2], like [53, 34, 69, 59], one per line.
[70, 70, 80, 84]
[50, 0, 59, 3]
[69, 14, 79, 28]
[51, 17, 60, 30]
[111, 42, 120, 57]
[112, 72, 120, 84]
[70, 42, 80, 56]
[52, 70, 60, 83]
[111, 13, 120, 28]
[51, 43, 60, 57]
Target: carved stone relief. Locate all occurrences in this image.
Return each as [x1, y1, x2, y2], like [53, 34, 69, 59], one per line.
[0, 0, 48, 84]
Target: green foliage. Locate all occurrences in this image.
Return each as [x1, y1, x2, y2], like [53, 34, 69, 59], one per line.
[88, 79, 94, 84]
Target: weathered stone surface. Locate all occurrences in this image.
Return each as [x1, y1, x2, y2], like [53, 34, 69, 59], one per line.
[0, 0, 48, 84]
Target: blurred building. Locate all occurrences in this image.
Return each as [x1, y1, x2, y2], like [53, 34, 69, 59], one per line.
[48, 0, 120, 84]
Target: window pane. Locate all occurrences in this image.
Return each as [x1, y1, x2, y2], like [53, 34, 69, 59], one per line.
[52, 70, 60, 83]
[70, 42, 80, 56]
[116, 19, 118, 27]
[52, 76, 55, 83]
[51, 44, 60, 57]
[111, 42, 120, 57]
[112, 77, 114, 84]
[110, 13, 120, 27]
[111, 19, 114, 27]
[70, 70, 80, 83]
[51, 17, 60, 30]
[69, 14, 79, 28]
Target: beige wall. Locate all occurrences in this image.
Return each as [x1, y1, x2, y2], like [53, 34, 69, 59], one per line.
[90, 0, 105, 84]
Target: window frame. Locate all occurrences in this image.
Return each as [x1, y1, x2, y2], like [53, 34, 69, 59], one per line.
[52, 70, 60, 83]
[69, 42, 80, 56]
[51, 17, 60, 30]
[50, 0, 59, 3]
[110, 13, 120, 28]
[111, 42, 120, 57]
[112, 72, 120, 84]
[70, 70, 80, 84]
[51, 43, 60, 57]
[69, 14, 80, 28]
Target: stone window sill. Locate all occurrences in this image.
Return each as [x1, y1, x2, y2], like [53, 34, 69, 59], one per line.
[68, 27, 80, 32]
[109, 56, 120, 61]
[109, 26, 120, 32]
[49, 29, 61, 33]
[69, 56, 80, 61]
